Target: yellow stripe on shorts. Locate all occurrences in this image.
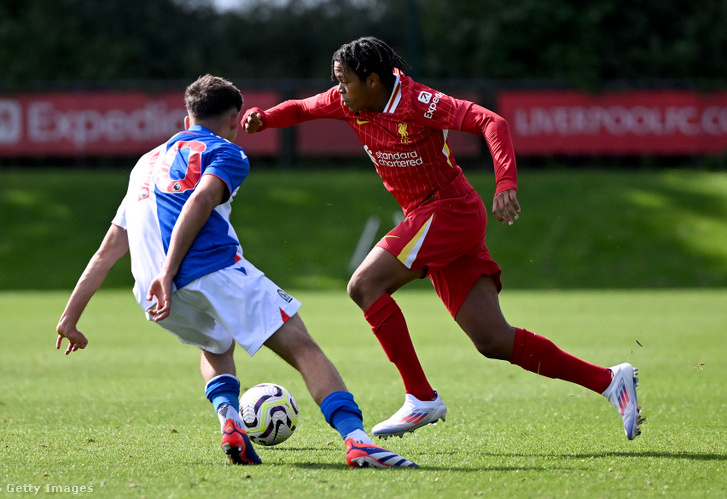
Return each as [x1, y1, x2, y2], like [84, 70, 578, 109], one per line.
[397, 215, 434, 268]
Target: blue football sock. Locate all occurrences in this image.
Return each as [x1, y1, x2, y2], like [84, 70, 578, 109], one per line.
[204, 374, 240, 413]
[320, 391, 365, 440]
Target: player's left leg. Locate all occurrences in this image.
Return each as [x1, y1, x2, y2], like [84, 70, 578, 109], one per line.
[349, 246, 437, 402]
[263, 313, 419, 468]
[455, 274, 643, 439]
[348, 247, 448, 439]
[263, 313, 347, 404]
[363, 194, 491, 437]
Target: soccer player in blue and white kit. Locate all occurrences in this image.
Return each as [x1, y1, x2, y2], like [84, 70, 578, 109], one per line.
[55, 74, 418, 468]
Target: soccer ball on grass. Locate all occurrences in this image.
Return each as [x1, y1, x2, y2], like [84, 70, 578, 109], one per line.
[239, 383, 299, 446]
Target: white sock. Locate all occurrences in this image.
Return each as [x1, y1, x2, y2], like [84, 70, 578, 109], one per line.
[344, 429, 373, 444]
[217, 402, 244, 432]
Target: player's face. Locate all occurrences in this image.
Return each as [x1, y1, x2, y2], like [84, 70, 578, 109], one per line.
[334, 61, 375, 113]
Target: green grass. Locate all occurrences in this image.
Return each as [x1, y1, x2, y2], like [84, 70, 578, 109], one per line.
[1, 166, 727, 290]
[2, 288, 725, 497]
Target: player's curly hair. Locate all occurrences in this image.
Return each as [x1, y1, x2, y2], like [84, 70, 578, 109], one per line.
[331, 36, 411, 89]
[185, 74, 243, 121]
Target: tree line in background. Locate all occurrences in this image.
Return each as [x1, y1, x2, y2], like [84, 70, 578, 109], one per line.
[1, 0, 725, 90]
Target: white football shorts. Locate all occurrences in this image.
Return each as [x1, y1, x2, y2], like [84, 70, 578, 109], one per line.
[147, 259, 302, 355]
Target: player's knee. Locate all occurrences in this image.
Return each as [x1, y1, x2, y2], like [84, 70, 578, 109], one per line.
[473, 339, 498, 359]
[346, 276, 366, 307]
[471, 333, 511, 361]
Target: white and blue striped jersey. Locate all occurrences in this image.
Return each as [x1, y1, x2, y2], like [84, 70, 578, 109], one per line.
[112, 124, 249, 310]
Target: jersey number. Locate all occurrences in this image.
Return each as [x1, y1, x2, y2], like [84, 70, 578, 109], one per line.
[138, 140, 207, 200]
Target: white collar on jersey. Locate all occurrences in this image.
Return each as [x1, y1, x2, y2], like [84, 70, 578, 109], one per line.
[382, 68, 403, 114]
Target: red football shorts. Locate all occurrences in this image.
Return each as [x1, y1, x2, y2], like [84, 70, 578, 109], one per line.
[376, 189, 502, 318]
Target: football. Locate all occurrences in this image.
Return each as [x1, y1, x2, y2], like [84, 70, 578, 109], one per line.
[239, 383, 299, 446]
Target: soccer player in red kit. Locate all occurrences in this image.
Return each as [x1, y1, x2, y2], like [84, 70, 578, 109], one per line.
[243, 37, 643, 440]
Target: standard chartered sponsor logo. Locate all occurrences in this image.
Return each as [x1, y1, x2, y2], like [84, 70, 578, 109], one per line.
[364, 146, 424, 168]
[363, 146, 423, 168]
[364, 145, 378, 166]
[375, 150, 423, 167]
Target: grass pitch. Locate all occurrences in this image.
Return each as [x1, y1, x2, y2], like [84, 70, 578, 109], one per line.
[1, 288, 725, 497]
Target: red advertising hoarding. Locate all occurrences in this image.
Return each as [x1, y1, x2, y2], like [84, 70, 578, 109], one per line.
[0, 90, 280, 157]
[498, 90, 727, 155]
[5, 88, 726, 158]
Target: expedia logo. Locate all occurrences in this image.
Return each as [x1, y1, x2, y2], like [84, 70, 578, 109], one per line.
[424, 92, 445, 119]
[418, 91, 432, 104]
[0, 100, 22, 144]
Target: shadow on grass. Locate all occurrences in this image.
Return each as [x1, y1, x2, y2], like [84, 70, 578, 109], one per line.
[485, 450, 727, 462]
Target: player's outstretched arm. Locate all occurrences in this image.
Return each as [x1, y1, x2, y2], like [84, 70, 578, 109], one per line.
[56, 225, 129, 355]
[243, 90, 343, 134]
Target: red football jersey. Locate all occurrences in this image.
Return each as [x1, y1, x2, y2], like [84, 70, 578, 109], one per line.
[256, 69, 517, 215]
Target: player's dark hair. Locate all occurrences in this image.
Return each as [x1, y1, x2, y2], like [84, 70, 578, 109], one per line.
[331, 36, 411, 89]
[185, 74, 243, 121]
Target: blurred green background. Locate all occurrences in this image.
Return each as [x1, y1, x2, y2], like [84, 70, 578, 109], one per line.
[2, 162, 726, 291]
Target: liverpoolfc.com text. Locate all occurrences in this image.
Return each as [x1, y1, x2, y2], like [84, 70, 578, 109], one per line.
[5, 483, 94, 494]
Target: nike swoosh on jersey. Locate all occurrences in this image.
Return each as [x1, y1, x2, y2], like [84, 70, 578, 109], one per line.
[384, 235, 400, 238]
[356, 119, 370, 125]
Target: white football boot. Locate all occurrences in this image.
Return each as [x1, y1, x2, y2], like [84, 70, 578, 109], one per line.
[602, 363, 644, 440]
[372, 391, 447, 438]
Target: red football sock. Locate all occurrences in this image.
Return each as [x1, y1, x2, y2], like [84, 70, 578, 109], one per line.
[509, 328, 612, 394]
[364, 294, 436, 401]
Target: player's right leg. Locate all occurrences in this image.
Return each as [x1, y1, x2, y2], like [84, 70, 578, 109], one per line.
[151, 291, 262, 465]
[456, 274, 643, 439]
[201, 346, 262, 465]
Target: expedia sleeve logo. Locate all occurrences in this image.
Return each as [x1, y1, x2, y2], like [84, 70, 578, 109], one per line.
[422, 92, 445, 119]
[418, 91, 432, 104]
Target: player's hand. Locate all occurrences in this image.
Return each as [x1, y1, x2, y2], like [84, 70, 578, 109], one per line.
[492, 189, 521, 225]
[146, 273, 173, 322]
[56, 321, 89, 355]
[243, 111, 263, 134]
